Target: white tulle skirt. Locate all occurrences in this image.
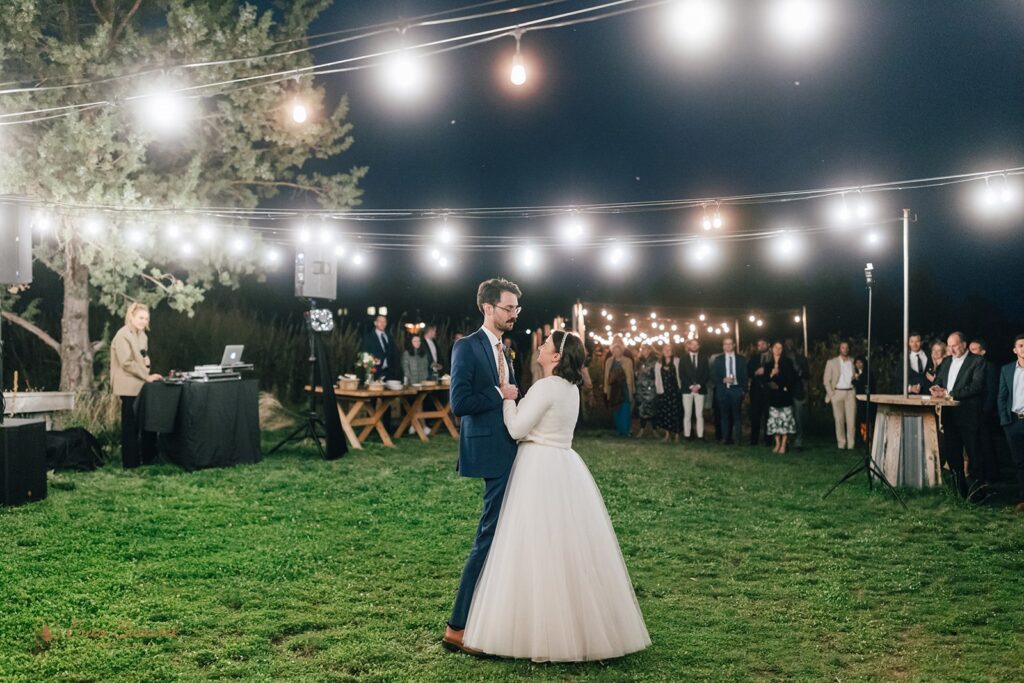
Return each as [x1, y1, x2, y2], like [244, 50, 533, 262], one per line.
[462, 442, 651, 662]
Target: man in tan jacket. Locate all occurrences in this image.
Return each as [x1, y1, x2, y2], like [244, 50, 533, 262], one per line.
[823, 341, 857, 449]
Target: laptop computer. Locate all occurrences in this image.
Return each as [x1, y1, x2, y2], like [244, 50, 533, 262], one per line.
[220, 345, 245, 367]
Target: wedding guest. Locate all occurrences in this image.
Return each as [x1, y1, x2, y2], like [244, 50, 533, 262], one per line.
[708, 349, 722, 442]
[402, 334, 431, 385]
[785, 338, 810, 449]
[712, 337, 747, 445]
[852, 356, 875, 445]
[654, 344, 683, 443]
[110, 302, 162, 469]
[604, 341, 635, 437]
[362, 314, 399, 381]
[633, 343, 658, 438]
[997, 334, 1024, 513]
[907, 332, 932, 394]
[969, 338, 1004, 484]
[680, 338, 710, 441]
[747, 338, 771, 446]
[924, 340, 947, 388]
[765, 341, 797, 454]
[423, 325, 445, 379]
[930, 331, 988, 500]
[823, 340, 857, 450]
[502, 335, 520, 384]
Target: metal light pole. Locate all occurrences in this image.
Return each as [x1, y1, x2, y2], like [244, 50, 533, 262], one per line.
[902, 208, 910, 397]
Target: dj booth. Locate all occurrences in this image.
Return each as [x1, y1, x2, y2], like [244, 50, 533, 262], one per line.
[136, 378, 261, 471]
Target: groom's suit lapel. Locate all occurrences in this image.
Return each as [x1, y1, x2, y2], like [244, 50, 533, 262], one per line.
[474, 330, 501, 385]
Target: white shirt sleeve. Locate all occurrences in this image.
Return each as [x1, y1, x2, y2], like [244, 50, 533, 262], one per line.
[503, 381, 551, 441]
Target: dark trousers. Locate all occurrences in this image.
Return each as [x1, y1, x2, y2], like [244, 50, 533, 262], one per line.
[120, 396, 156, 469]
[939, 407, 981, 492]
[449, 469, 511, 630]
[1004, 420, 1024, 501]
[716, 388, 743, 444]
[749, 390, 769, 445]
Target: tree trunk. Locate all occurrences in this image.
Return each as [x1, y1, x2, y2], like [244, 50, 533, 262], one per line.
[59, 238, 94, 392]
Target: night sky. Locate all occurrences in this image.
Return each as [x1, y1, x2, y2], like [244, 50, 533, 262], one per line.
[273, 0, 1023, 351]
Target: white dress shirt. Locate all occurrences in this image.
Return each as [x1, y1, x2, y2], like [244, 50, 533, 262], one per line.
[837, 358, 854, 389]
[946, 353, 967, 394]
[376, 330, 390, 369]
[481, 326, 511, 396]
[724, 353, 736, 386]
[1013, 365, 1024, 414]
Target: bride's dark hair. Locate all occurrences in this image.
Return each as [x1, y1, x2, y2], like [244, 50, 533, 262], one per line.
[551, 330, 585, 386]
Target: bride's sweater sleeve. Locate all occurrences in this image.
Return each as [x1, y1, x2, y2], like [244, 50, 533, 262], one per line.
[502, 380, 552, 440]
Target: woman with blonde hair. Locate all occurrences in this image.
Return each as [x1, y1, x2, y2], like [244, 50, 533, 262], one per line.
[111, 302, 162, 468]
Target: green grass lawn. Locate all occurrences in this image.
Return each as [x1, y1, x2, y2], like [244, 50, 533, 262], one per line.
[2, 432, 1022, 682]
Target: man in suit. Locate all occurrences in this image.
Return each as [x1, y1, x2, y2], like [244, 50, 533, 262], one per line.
[997, 333, 1024, 513]
[747, 338, 770, 446]
[970, 338, 1006, 485]
[443, 277, 521, 655]
[681, 338, 710, 440]
[712, 336, 747, 445]
[930, 331, 989, 500]
[823, 341, 857, 450]
[423, 324, 445, 379]
[708, 350, 722, 442]
[907, 332, 933, 394]
[361, 314, 399, 381]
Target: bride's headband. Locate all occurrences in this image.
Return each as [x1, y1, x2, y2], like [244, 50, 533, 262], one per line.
[557, 331, 571, 356]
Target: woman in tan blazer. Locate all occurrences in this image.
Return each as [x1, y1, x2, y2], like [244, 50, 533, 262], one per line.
[111, 302, 162, 468]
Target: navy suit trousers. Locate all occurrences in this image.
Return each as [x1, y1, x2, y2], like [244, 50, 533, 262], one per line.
[449, 468, 511, 629]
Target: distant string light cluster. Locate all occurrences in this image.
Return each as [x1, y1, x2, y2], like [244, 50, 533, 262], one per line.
[586, 305, 802, 347]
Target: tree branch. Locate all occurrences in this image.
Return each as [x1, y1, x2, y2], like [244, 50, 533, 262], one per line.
[227, 180, 325, 196]
[111, 0, 143, 44]
[91, 0, 111, 23]
[1, 311, 61, 354]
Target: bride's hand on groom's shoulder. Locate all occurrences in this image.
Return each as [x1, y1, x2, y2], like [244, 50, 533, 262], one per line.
[500, 384, 519, 401]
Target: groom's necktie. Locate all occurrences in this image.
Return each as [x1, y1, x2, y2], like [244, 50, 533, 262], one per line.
[496, 343, 506, 385]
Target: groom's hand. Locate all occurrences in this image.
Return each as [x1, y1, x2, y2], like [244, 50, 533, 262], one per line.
[500, 384, 519, 401]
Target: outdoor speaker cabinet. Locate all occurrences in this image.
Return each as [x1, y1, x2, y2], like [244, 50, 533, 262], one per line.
[0, 199, 32, 285]
[0, 418, 47, 506]
[294, 244, 337, 301]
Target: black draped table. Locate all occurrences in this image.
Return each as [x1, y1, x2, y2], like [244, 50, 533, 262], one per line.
[136, 379, 261, 471]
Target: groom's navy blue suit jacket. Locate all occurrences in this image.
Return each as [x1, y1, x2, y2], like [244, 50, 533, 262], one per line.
[449, 328, 518, 478]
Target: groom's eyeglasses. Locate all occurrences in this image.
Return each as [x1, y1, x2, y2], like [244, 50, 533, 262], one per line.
[493, 304, 522, 316]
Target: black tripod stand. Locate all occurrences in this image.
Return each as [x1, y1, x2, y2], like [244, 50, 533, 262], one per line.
[823, 263, 906, 507]
[270, 302, 327, 459]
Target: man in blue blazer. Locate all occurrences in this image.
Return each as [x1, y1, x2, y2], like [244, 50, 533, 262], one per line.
[443, 277, 521, 654]
[997, 333, 1024, 512]
[712, 336, 747, 445]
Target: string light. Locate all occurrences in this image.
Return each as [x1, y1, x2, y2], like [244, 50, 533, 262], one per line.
[667, 0, 729, 53]
[134, 83, 192, 136]
[768, 0, 827, 48]
[510, 30, 527, 86]
[856, 190, 872, 219]
[701, 204, 712, 231]
[291, 97, 308, 124]
[383, 48, 426, 98]
[197, 222, 218, 243]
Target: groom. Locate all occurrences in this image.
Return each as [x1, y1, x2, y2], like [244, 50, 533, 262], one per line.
[442, 277, 522, 654]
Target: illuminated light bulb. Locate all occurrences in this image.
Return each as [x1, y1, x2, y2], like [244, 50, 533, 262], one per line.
[291, 99, 308, 124]
[438, 226, 455, 244]
[83, 217, 104, 238]
[264, 249, 281, 266]
[319, 227, 334, 245]
[651, 321, 658, 329]
[33, 212, 54, 234]
[714, 327, 722, 334]
[297, 227, 311, 244]
[352, 253, 366, 267]
[438, 256, 450, 268]
[1002, 185, 1016, 204]
[180, 242, 195, 257]
[520, 246, 539, 270]
[650, 312, 658, 319]
[689, 324, 697, 331]
[671, 325, 678, 331]
[631, 325, 638, 332]
[607, 314, 614, 321]
[857, 198, 871, 220]
[510, 52, 526, 86]
[702, 215, 712, 231]
[712, 212, 722, 229]
[768, 0, 827, 48]
[659, 324, 666, 331]
[166, 222, 181, 240]
[430, 248, 441, 261]
[582, 308, 589, 316]
[667, 0, 729, 53]
[756, 319, 765, 327]
[605, 325, 612, 332]
[601, 309, 608, 317]
[749, 314, 756, 322]
[230, 236, 248, 253]
[707, 326, 714, 334]
[630, 318, 637, 325]
[699, 314, 706, 321]
[794, 315, 802, 323]
[384, 50, 426, 98]
[197, 222, 217, 243]
[866, 230, 881, 246]
[136, 85, 191, 135]
[126, 227, 145, 246]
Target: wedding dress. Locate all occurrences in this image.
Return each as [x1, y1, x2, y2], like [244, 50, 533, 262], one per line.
[462, 375, 651, 662]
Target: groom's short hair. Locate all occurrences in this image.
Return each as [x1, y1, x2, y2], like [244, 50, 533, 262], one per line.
[477, 277, 522, 313]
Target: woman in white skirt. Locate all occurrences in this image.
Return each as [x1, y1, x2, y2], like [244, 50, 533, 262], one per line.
[463, 330, 650, 662]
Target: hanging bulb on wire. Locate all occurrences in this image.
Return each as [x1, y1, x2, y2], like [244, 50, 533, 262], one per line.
[701, 204, 712, 231]
[510, 30, 527, 86]
[712, 202, 723, 229]
[291, 97, 308, 124]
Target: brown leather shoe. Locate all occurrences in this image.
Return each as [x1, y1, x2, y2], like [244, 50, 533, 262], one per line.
[441, 626, 486, 656]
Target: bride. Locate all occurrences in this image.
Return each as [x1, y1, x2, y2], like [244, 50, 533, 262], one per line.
[462, 330, 651, 662]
